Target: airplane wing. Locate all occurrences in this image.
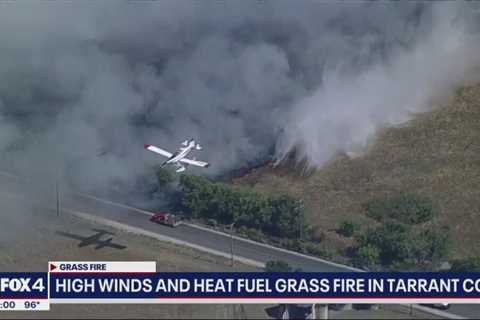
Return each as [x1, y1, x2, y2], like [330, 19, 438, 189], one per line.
[56, 231, 88, 242]
[144, 144, 173, 158]
[56, 231, 100, 247]
[180, 157, 210, 168]
[95, 239, 127, 250]
[92, 228, 115, 235]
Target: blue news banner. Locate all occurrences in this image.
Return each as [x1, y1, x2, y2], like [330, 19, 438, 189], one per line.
[0, 273, 49, 310]
[4, 271, 480, 309]
[49, 272, 480, 303]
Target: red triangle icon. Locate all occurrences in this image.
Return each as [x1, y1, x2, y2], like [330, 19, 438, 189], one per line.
[50, 263, 57, 272]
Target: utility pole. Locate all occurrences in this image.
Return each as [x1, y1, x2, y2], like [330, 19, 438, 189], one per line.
[55, 165, 60, 217]
[299, 210, 304, 241]
[298, 200, 305, 241]
[56, 178, 59, 217]
[317, 304, 328, 319]
[230, 222, 235, 267]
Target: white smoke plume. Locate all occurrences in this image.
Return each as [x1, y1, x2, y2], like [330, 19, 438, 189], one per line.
[276, 2, 480, 168]
[0, 1, 478, 194]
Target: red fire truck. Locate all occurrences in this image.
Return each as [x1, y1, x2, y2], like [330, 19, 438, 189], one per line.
[150, 212, 182, 227]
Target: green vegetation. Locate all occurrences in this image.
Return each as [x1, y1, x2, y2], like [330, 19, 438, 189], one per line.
[302, 241, 336, 259]
[236, 226, 267, 242]
[337, 220, 360, 237]
[176, 175, 448, 269]
[352, 194, 449, 271]
[265, 260, 293, 272]
[353, 244, 380, 271]
[264, 260, 303, 272]
[179, 174, 305, 239]
[365, 193, 434, 224]
[155, 167, 175, 188]
[233, 84, 480, 265]
[355, 222, 410, 269]
[176, 174, 340, 260]
[354, 222, 448, 270]
[450, 257, 480, 272]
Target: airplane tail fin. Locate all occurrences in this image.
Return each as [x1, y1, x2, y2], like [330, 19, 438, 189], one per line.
[176, 165, 186, 173]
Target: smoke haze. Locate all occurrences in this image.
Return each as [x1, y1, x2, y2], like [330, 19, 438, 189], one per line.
[0, 1, 479, 193]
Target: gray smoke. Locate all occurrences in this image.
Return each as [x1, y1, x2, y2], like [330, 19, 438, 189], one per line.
[0, 1, 479, 193]
[276, 2, 480, 168]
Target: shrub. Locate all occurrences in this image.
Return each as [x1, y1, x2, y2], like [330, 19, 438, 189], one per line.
[360, 222, 417, 267]
[365, 193, 434, 224]
[337, 220, 360, 237]
[302, 241, 323, 256]
[244, 228, 266, 242]
[354, 244, 380, 270]
[450, 257, 480, 272]
[265, 260, 293, 272]
[156, 167, 175, 187]
[179, 174, 306, 239]
[354, 221, 450, 270]
[284, 239, 305, 253]
[206, 219, 217, 228]
[414, 228, 450, 267]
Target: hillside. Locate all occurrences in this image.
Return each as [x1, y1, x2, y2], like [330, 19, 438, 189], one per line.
[232, 84, 480, 260]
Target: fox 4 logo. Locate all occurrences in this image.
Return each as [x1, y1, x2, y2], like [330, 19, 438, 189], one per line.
[0, 278, 45, 292]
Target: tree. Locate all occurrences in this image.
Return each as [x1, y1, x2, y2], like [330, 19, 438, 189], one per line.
[354, 244, 380, 270]
[179, 174, 215, 218]
[357, 222, 416, 268]
[414, 228, 450, 268]
[450, 257, 480, 272]
[265, 260, 293, 272]
[155, 167, 175, 188]
[354, 220, 450, 270]
[365, 193, 434, 224]
[268, 195, 304, 238]
[337, 220, 359, 237]
[178, 174, 306, 239]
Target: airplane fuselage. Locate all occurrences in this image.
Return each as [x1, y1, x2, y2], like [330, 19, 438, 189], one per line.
[146, 138, 207, 173]
[166, 140, 196, 164]
[78, 233, 105, 247]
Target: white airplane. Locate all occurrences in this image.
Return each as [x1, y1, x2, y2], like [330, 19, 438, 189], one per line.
[144, 138, 210, 173]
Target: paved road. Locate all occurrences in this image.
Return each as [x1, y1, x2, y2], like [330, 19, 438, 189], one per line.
[447, 305, 479, 319]
[0, 170, 357, 272]
[64, 192, 356, 273]
[0, 171, 475, 318]
[63, 192, 474, 319]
